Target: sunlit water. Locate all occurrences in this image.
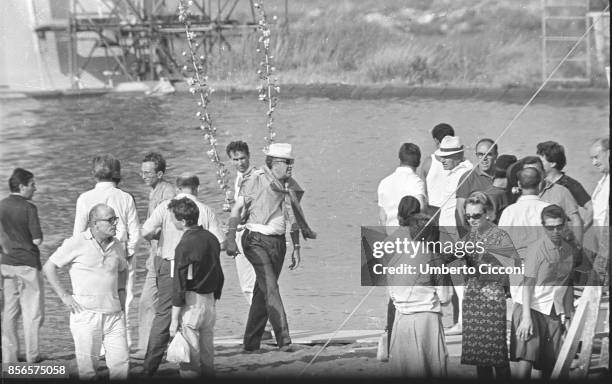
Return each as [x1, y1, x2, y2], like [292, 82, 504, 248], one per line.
[0, 91, 608, 355]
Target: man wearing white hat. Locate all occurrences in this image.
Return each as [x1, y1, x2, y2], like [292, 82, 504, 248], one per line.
[226, 143, 316, 352]
[434, 136, 473, 335]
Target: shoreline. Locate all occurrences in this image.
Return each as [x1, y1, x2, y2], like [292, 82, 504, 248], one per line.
[0, 82, 608, 105]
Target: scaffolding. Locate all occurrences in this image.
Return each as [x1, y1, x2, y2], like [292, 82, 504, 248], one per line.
[34, 0, 288, 89]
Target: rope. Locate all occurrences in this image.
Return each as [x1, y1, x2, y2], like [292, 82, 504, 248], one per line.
[298, 6, 609, 376]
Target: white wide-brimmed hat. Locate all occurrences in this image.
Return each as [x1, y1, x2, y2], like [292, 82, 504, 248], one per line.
[264, 143, 294, 160]
[434, 136, 465, 157]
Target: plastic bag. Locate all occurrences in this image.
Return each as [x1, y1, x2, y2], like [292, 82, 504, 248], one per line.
[166, 331, 190, 364]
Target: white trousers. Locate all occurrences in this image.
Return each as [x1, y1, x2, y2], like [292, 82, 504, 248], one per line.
[70, 310, 129, 380]
[179, 292, 216, 378]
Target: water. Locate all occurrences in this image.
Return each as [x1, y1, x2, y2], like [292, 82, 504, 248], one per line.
[0, 91, 608, 356]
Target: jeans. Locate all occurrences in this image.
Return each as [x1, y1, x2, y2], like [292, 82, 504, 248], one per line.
[137, 267, 158, 353]
[143, 257, 173, 375]
[1, 264, 44, 363]
[242, 230, 291, 350]
[70, 310, 129, 380]
[178, 292, 216, 378]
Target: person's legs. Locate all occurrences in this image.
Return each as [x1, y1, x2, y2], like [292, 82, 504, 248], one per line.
[143, 258, 173, 375]
[243, 232, 290, 350]
[102, 311, 129, 380]
[494, 362, 511, 378]
[386, 298, 395, 354]
[18, 266, 44, 362]
[236, 228, 255, 304]
[70, 310, 103, 380]
[137, 267, 158, 354]
[1, 265, 21, 362]
[476, 365, 494, 378]
[198, 294, 216, 376]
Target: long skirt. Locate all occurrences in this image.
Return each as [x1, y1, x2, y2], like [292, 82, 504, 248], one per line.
[461, 278, 508, 366]
[389, 311, 447, 378]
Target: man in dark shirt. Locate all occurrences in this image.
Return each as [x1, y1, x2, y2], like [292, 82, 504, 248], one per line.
[536, 141, 592, 226]
[484, 154, 517, 223]
[0, 168, 44, 363]
[168, 197, 223, 378]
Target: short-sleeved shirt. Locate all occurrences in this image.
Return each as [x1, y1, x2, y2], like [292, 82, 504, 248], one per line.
[240, 170, 288, 235]
[172, 226, 224, 306]
[498, 195, 550, 260]
[539, 182, 580, 218]
[0, 195, 43, 269]
[142, 193, 225, 260]
[48, 229, 127, 313]
[456, 166, 494, 199]
[439, 160, 473, 227]
[556, 174, 590, 207]
[511, 236, 574, 316]
[592, 173, 609, 227]
[148, 180, 176, 218]
[377, 167, 427, 227]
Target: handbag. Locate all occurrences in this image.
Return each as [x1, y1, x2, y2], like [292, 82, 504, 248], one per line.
[166, 330, 191, 364]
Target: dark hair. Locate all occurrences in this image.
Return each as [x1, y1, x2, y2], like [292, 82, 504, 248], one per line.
[398, 143, 421, 167]
[464, 191, 492, 212]
[431, 123, 455, 142]
[536, 141, 566, 171]
[521, 156, 544, 171]
[475, 138, 498, 156]
[397, 195, 421, 226]
[92, 155, 118, 181]
[517, 167, 542, 189]
[176, 174, 200, 190]
[168, 197, 199, 226]
[8, 168, 34, 193]
[142, 152, 167, 173]
[494, 154, 517, 178]
[226, 141, 250, 157]
[541, 204, 568, 224]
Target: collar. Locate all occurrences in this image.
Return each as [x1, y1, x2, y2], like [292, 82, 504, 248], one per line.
[95, 181, 115, 189]
[175, 192, 196, 200]
[395, 166, 417, 174]
[9, 193, 26, 200]
[474, 166, 494, 179]
[238, 166, 255, 177]
[517, 195, 541, 202]
[449, 160, 472, 174]
[83, 229, 116, 253]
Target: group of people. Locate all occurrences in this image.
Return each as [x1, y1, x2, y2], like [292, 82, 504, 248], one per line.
[377, 123, 609, 378]
[0, 141, 315, 379]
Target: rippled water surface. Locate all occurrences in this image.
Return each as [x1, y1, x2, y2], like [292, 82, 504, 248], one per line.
[0, 91, 608, 355]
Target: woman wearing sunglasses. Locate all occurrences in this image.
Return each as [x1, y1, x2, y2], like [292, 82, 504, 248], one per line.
[459, 191, 521, 378]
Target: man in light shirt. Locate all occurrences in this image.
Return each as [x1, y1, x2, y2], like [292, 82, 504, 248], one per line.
[140, 173, 225, 377]
[421, 123, 454, 218]
[73, 155, 140, 349]
[44, 204, 129, 380]
[588, 137, 609, 230]
[378, 142, 427, 230]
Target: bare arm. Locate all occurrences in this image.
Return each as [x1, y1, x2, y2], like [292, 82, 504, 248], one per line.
[517, 276, 535, 340]
[568, 211, 584, 245]
[582, 201, 594, 232]
[378, 206, 387, 227]
[456, 197, 467, 227]
[226, 196, 245, 256]
[420, 155, 432, 181]
[43, 260, 83, 313]
[118, 268, 127, 310]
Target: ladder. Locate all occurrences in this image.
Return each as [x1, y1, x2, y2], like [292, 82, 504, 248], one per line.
[542, 0, 592, 83]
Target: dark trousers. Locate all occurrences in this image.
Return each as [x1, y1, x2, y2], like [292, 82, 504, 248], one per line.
[242, 230, 291, 350]
[477, 363, 511, 379]
[143, 257, 173, 375]
[386, 299, 395, 353]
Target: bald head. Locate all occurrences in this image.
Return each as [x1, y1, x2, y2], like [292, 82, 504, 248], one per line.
[518, 167, 541, 193]
[88, 204, 115, 226]
[590, 137, 610, 174]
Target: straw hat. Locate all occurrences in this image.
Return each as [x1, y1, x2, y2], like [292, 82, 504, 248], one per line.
[434, 136, 465, 157]
[264, 143, 294, 160]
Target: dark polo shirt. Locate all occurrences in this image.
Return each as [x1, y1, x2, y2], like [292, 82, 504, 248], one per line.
[456, 167, 495, 199]
[0, 195, 43, 269]
[556, 174, 591, 208]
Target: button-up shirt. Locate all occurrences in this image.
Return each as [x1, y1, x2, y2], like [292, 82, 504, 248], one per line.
[498, 195, 550, 259]
[48, 229, 128, 313]
[439, 160, 473, 227]
[142, 193, 225, 261]
[74, 182, 140, 256]
[377, 166, 427, 227]
[511, 235, 574, 316]
[592, 173, 609, 227]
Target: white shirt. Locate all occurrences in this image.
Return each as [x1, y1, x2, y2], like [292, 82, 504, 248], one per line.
[377, 166, 427, 227]
[74, 182, 140, 256]
[425, 154, 448, 207]
[438, 160, 473, 227]
[592, 173, 609, 227]
[498, 195, 551, 259]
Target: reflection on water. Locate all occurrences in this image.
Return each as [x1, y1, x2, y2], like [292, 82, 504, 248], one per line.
[0, 92, 608, 354]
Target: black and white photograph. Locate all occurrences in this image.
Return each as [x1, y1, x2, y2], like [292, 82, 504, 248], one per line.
[0, 0, 609, 381]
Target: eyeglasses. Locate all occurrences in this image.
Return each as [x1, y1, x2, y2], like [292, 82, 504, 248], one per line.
[476, 152, 495, 158]
[141, 171, 156, 177]
[96, 216, 119, 225]
[465, 213, 484, 220]
[543, 223, 564, 232]
[273, 159, 294, 165]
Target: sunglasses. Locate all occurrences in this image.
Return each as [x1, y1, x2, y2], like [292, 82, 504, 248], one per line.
[273, 159, 294, 165]
[97, 216, 119, 225]
[543, 223, 564, 232]
[465, 213, 484, 220]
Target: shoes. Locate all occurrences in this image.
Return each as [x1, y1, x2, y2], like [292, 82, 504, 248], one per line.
[279, 344, 302, 352]
[445, 323, 462, 335]
[261, 330, 274, 341]
[242, 348, 263, 354]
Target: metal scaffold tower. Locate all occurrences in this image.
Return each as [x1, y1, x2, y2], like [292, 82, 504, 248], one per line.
[34, 0, 288, 89]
